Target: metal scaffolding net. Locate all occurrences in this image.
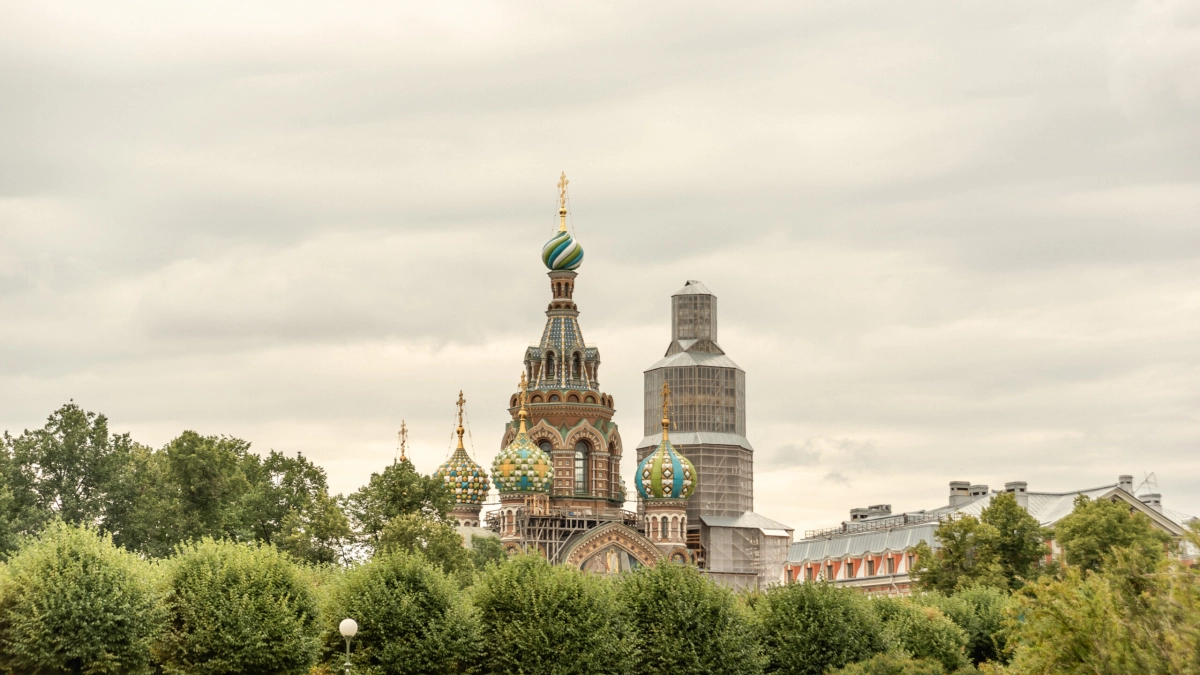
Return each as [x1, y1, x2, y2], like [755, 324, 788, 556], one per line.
[637, 442, 753, 520]
[699, 525, 792, 589]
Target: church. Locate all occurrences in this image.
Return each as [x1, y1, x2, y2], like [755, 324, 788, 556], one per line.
[434, 175, 791, 586]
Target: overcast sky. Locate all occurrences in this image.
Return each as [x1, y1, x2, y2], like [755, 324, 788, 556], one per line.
[2, 0, 1198, 531]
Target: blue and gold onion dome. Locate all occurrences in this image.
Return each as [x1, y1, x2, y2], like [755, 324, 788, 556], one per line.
[542, 227, 584, 271]
[492, 411, 554, 493]
[636, 427, 695, 501]
[435, 428, 490, 506]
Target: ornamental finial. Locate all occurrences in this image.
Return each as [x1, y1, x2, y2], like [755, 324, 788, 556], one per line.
[518, 372, 530, 432]
[455, 391, 466, 450]
[661, 380, 672, 440]
[557, 172, 569, 232]
[397, 421, 408, 462]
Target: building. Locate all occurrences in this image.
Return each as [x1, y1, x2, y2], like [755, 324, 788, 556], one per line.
[636, 280, 793, 589]
[783, 476, 1194, 595]
[480, 174, 691, 572]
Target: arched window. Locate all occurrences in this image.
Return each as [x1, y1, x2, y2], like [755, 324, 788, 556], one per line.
[546, 352, 556, 380]
[574, 441, 589, 494]
[572, 353, 582, 379]
[671, 516, 679, 540]
[539, 440, 553, 455]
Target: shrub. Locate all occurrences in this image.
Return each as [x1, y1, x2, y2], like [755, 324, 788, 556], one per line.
[755, 582, 884, 675]
[617, 562, 762, 675]
[322, 551, 477, 675]
[827, 653, 950, 675]
[473, 554, 628, 675]
[0, 522, 163, 675]
[156, 539, 319, 675]
[874, 597, 968, 673]
[911, 586, 1009, 665]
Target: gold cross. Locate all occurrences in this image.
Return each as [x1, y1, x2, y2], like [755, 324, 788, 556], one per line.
[519, 372, 529, 410]
[456, 390, 466, 428]
[557, 171, 569, 210]
[661, 380, 671, 421]
[398, 421, 408, 462]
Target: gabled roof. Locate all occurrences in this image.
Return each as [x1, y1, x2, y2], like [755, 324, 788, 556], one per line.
[701, 511, 793, 533]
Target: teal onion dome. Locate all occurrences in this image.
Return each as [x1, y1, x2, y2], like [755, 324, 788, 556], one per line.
[492, 412, 554, 494]
[435, 431, 490, 506]
[542, 228, 584, 271]
[636, 429, 695, 501]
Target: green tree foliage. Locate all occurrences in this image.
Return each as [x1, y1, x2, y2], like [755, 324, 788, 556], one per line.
[156, 539, 320, 675]
[913, 494, 1049, 594]
[617, 563, 763, 675]
[827, 653, 959, 675]
[376, 514, 474, 586]
[911, 519, 1006, 594]
[473, 554, 629, 675]
[1007, 542, 1200, 674]
[322, 551, 477, 675]
[3, 403, 134, 537]
[469, 534, 507, 571]
[0, 522, 163, 675]
[1053, 495, 1172, 572]
[163, 432, 254, 542]
[754, 581, 884, 675]
[978, 492, 1047, 588]
[347, 459, 454, 547]
[278, 490, 353, 565]
[912, 587, 1010, 665]
[873, 597, 969, 673]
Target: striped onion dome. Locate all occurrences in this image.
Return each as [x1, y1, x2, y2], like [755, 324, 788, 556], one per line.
[435, 429, 490, 506]
[542, 228, 584, 271]
[492, 411, 554, 494]
[636, 428, 695, 501]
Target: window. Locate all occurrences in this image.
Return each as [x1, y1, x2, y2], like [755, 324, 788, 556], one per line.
[574, 441, 589, 494]
[572, 353, 582, 379]
[867, 559, 875, 576]
[886, 557, 895, 575]
[805, 566, 814, 582]
[546, 353, 556, 379]
[825, 563, 834, 580]
[539, 440, 553, 455]
[907, 553, 914, 570]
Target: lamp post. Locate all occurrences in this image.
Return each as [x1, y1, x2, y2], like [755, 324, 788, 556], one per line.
[339, 618, 358, 675]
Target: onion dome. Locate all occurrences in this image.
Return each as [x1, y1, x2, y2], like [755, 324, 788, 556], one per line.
[435, 398, 490, 506]
[636, 382, 696, 501]
[492, 378, 554, 494]
[541, 172, 584, 271]
[542, 229, 584, 271]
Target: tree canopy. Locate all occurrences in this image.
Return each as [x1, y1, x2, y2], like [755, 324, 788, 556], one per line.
[1054, 495, 1172, 572]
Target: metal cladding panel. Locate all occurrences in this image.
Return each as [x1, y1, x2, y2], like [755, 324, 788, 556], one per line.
[786, 524, 939, 563]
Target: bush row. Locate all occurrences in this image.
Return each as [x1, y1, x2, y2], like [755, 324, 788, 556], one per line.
[0, 523, 1003, 675]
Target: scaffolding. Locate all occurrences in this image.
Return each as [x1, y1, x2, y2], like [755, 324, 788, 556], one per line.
[485, 502, 639, 564]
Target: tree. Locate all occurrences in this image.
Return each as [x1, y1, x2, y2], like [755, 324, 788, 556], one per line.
[321, 551, 477, 675]
[755, 581, 884, 675]
[347, 459, 454, 547]
[105, 443, 183, 558]
[377, 514, 474, 586]
[163, 432, 254, 543]
[1006, 544, 1200, 673]
[0, 522, 163, 675]
[910, 517, 1006, 594]
[978, 492, 1047, 588]
[4, 402, 133, 534]
[156, 539, 320, 675]
[473, 554, 629, 675]
[470, 534, 507, 571]
[617, 563, 762, 675]
[277, 490, 353, 565]
[873, 597, 969, 673]
[1054, 495, 1172, 572]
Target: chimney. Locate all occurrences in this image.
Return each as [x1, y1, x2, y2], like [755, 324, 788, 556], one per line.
[949, 481, 971, 507]
[969, 484, 989, 498]
[1004, 481, 1029, 509]
[849, 507, 869, 522]
[867, 504, 892, 517]
[1118, 475, 1134, 493]
[1139, 493, 1163, 514]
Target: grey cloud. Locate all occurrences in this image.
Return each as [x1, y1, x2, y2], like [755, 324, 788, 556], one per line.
[1, 0, 1198, 526]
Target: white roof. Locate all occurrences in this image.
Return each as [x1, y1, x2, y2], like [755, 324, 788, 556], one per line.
[673, 280, 714, 296]
[701, 512, 793, 532]
[636, 431, 753, 451]
[646, 350, 742, 370]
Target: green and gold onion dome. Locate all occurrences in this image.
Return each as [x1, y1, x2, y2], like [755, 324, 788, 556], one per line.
[436, 423, 490, 506]
[636, 384, 696, 500]
[492, 407, 554, 494]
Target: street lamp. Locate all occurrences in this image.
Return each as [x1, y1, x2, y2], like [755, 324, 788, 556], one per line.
[339, 618, 358, 675]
